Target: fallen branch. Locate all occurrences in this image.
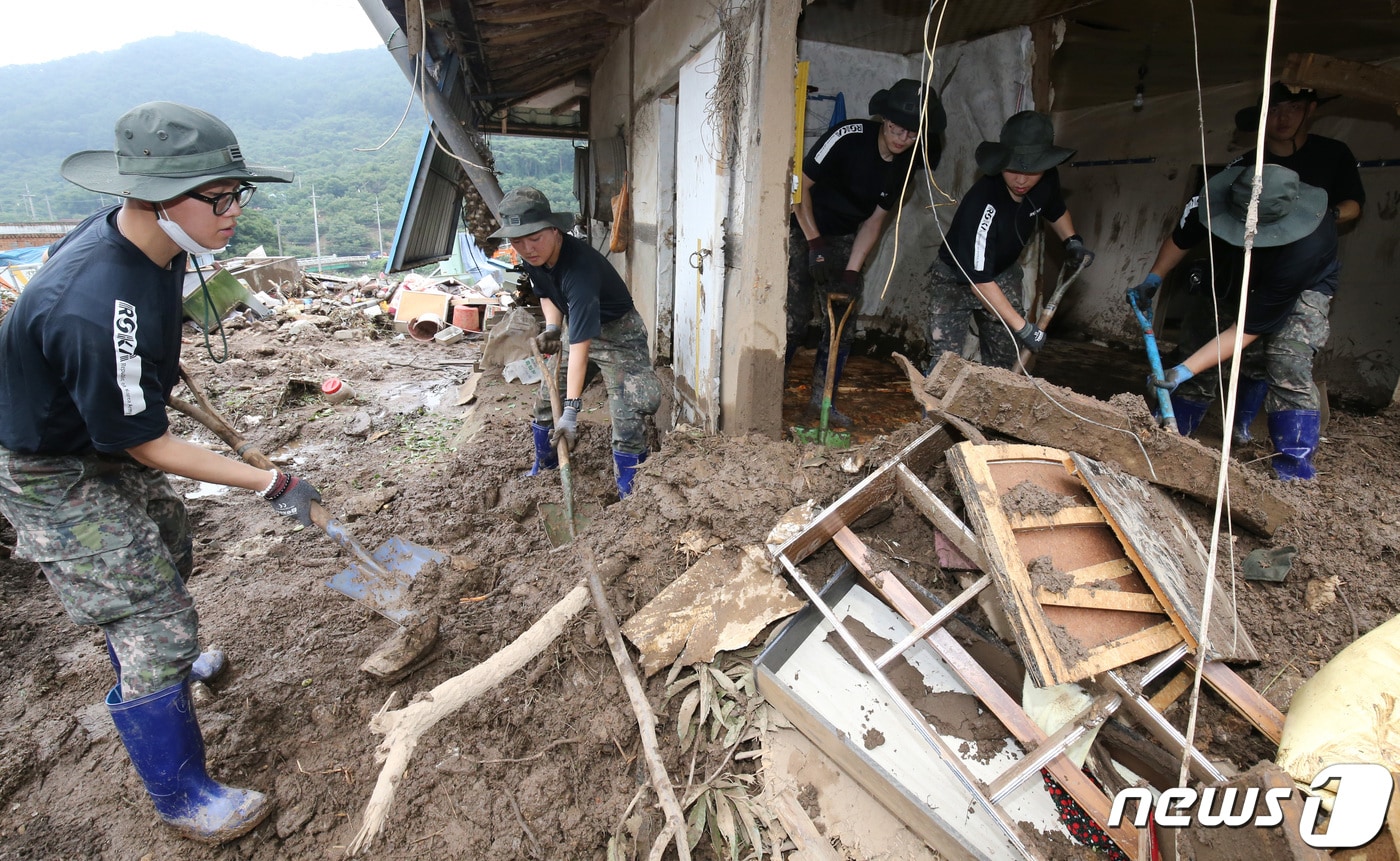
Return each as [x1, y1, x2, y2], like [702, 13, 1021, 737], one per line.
[347, 580, 591, 855]
[583, 547, 691, 861]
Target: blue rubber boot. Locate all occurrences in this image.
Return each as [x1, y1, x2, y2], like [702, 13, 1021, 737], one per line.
[613, 449, 647, 498]
[526, 422, 558, 476]
[106, 682, 271, 844]
[1170, 394, 1211, 437]
[1232, 378, 1269, 444]
[1268, 410, 1321, 481]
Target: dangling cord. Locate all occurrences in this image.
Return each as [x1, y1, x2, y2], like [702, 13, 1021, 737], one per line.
[193, 261, 230, 364]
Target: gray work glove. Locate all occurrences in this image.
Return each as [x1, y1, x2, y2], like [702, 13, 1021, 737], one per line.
[551, 399, 580, 451]
[1152, 364, 1195, 393]
[264, 472, 321, 527]
[807, 237, 834, 287]
[535, 323, 561, 355]
[1126, 273, 1162, 307]
[1063, 234, 1095, 270]
[1014, 321, 1047, 353]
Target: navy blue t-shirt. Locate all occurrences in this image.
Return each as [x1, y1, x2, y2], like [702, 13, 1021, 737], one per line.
[521, 233, 635, 343]
[0, 207, 185, 454]
[938, 170, 1069, 282]
[803, 120, 926, 237]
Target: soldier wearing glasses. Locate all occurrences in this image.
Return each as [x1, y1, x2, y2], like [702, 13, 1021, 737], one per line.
[0, 102, 323, 843]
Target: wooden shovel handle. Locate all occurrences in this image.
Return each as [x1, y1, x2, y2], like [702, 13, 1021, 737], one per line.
[529, 341, 572, 469]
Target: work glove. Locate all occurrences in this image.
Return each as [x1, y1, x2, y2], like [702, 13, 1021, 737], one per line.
[1126, 273, 1162, 307]
[263, 472, 322, 527]
[1014, 321, 1047, 353]
[839, 269, 863, 295]
[807, 237, 834, 287]
[551, 398, 580, 451]
[1152, 364, 1195, 393]
[534, 323, 561, 355]
[1063, 234, 1095, 270]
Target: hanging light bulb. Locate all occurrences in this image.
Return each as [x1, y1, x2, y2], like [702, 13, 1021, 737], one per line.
[1133, 63, 1148, 112]
[1133, 83, 1145, 111]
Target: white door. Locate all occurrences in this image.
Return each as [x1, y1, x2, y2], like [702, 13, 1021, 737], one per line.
[672, 34, 728, 431]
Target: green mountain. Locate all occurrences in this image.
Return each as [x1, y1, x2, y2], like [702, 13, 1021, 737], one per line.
[0, 34, 578, 262]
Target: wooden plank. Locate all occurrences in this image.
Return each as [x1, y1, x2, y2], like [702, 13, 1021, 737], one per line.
[1148, 670, 1193, 712]
[1078, 622, 1183, 680]
[928, 353, 1292, 536]
[1190, 659, 1286, 746]
[830, 526, 1140, 857]
[1037, 587, 1164, 614]
[1007, 505, 1105, 531]
[1280, 52, 1400, 110]
[1062, 558, 1138, 587]
[1071, 453, 1258, 663]
[895, 463, 988, 570]
[1100, 670, 1226, 785]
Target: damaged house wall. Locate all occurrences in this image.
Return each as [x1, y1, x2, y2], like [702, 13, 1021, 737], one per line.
[1054, 65, 1400, 408]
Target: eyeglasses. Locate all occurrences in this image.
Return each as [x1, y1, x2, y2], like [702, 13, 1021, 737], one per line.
[186, 184, 256, 215]
[885, 122, 917, 142]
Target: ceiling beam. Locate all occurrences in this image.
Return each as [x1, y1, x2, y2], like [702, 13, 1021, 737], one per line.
[1279, 52, 1400, 114]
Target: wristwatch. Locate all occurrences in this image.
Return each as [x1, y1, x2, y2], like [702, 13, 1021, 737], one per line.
[564, 397, 583, 411]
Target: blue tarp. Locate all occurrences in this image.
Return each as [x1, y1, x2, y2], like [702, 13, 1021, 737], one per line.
[0, 246, 47, 267]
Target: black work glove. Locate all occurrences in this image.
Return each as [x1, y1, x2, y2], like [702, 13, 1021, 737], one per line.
[1015, 321, 1047, 353]
[1152, 364, 1195, 393]
[551, 398, 580, 451]
[1126, 273, 1162, 307]
[1063, 234, 1095, 270]
[534, 323, 561, 355]
[839, 268, 863, 295]
[264, 472, 321, 527]
[807, 237, 834, 287]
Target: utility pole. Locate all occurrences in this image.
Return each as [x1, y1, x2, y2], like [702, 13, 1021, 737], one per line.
[275, 219, 284, 257]
[21, 184, 36, 219]
[44, 196, 54, 220]
[374, 195, 384, 255]
[311, 185, 323, 272]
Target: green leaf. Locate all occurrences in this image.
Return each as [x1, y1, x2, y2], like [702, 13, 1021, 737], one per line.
[677, 687, 701, 744]
[686, 797, 708, 850]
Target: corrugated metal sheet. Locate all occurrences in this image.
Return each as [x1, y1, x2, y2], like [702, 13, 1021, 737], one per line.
[388, 125, 466, 272]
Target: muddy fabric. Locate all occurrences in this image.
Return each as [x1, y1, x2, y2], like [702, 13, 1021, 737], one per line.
[786, 221, 858, 367]
[923, 257, 1025, 372]
[0, 447, 198, 697]
[533, 310, 659, 454]
[1178, 289, 1330, 412]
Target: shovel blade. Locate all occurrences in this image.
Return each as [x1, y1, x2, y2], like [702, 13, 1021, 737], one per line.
[789, 424, 852, 449]
[326, 536, 449, 625]
[540, 501, 596, 548]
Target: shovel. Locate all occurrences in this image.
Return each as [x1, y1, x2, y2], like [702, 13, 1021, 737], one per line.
[1017, 256, 1090, 371]
[1126, 287, 1177, 430]
[530, 341, 593, 546]
[791, 291, 854, 449]
[171, 366, 442, 678]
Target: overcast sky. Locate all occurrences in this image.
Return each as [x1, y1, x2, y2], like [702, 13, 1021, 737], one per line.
[1, 0, 385, 67]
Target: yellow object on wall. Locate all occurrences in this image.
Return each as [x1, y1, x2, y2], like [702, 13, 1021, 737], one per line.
[792, 61, 809, 206]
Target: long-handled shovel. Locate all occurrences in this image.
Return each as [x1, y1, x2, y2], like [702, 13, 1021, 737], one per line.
[172, 365, 442, 679]
[1017, 256, 1091, 371]
[1126, 289, 1177, 430]
[791, 291, 854, 449]
[531, 342, 592, 546]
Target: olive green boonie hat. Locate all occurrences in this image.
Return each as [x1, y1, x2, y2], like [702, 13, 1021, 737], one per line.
[61, 101, 293, 202]
[489, 187, 575, 239]
[975, 111, 1076, 175]
[1203, 164, 1326, 248]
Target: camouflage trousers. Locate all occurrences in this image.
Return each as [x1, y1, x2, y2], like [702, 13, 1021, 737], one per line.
[0, 447, 199, 699]
[924, 258, 1025, 372]
[1178, 290, 1331, 412]
[787, 221, 859, 366]
[534, 309, 662, 454]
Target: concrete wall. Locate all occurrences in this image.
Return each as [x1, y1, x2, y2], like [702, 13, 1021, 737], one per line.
[1055, 69, 1400, 407]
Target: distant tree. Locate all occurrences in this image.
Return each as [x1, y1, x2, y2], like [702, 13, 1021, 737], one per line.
[226, 209, 279, 257]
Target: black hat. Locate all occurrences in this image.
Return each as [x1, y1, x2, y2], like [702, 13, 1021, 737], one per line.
[869, 79, 947, 135]
[975, 111, 1076, 175]
[1234, 82, 1319, 133]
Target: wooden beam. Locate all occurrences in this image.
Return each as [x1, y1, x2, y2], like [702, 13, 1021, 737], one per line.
[1188, 658, 1286, 746]
[1037, 587, 1164, 614]
[927, 354, 1293, 536]
[1280, 52, 1400, 112]
[1006, 504, 1105, 531]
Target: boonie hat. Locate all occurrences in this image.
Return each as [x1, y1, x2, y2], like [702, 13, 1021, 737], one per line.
[869, 79, 947, 136]
[1234, 82, 1320, 133]
[489, 187, 575, 239]
[975, 111, 1076, 175]
[61, 102, 293, 202]
[1202, 164, 1327, 248]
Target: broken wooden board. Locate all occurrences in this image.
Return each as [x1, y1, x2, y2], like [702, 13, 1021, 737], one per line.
[947, 442, 1183, 687]
[1280, 52, 1400, 112]
[621, 545, 802, 675]
[1070, 453, 1258, 664]
[923, 353, 1292, 537]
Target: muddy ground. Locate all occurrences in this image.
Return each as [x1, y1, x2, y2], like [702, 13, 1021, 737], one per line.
[0, 292, 1396, 860]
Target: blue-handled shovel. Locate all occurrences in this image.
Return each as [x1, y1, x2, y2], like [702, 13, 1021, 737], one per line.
[1126, 289, 1176, 430]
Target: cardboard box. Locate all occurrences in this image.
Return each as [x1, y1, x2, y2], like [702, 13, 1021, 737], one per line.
[391, 290, 452, 334]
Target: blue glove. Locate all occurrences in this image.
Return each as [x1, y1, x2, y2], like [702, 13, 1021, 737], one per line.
[1127, 273, 1162, 306]
[551, 398, 580, 450]
[1064, 234, 1095, 269]
[1015, 321, 1046, 353]
[1152, 364, 1194, 392]
[264, 473, 321, 527]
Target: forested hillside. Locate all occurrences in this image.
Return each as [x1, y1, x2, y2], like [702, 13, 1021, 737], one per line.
[0, 34, 578, 262]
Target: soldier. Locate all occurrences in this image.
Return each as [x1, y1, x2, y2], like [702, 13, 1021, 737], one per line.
[498, 187, 662, 497]
[0, 103, 321, 841]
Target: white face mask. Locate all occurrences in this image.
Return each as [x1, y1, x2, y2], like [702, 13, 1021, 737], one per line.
[157, 206, 226, 255]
